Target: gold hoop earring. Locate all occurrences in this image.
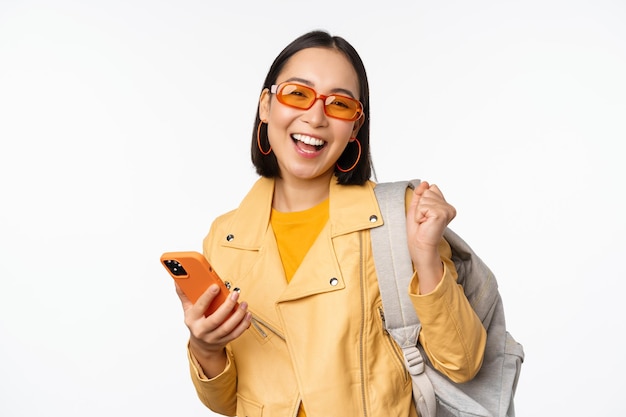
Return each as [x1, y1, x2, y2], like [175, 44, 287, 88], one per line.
[336, 138, 361, 173]
[257, 120, 271, 155]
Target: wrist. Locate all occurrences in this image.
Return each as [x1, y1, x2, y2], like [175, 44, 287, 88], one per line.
[189, 337, 224, 359]
[188, 339, 228, 379]
[411, 245, 440, 266]
[412, 250, 444, 295]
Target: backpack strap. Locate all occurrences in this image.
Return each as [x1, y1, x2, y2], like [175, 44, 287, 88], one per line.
[371, 179, 437, 417]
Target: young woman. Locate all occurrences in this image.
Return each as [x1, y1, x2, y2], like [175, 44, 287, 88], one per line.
[175, 30, 487, 417]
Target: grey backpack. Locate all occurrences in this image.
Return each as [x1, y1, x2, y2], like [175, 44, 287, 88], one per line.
[371, 180, 524, 417]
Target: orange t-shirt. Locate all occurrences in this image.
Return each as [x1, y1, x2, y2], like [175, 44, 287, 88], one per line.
[271, 198, 329, 282]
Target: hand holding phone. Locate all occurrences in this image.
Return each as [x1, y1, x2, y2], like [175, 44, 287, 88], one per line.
[160, 251, 238, 317]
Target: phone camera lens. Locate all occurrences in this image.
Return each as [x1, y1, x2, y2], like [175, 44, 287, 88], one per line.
[164, 259, 187, 276]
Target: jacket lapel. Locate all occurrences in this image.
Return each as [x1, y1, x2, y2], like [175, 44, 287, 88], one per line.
[216, 176, 385, 328]
[278, 222, 345, 302]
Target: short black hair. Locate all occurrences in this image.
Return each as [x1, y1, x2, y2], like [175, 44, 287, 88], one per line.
[251, 30, 371, 185]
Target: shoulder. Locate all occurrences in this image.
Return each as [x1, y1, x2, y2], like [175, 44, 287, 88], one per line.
[203, 177, 275, 255]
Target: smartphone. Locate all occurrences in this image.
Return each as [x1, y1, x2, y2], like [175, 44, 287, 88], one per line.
[160, 251, 238, 317]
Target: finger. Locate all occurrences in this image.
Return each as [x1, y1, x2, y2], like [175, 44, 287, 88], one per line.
[415, 182, 434, 223]
[408, 181, 430, 222]
[417, 188, 457, 224]
[414, 181, 430, 197]
[185, 283, 221, 319]
[204, 300, 253, 345]
[215, 300, 252, 339]
[229, 310, 253, 339]
[425, 184, 446, 201]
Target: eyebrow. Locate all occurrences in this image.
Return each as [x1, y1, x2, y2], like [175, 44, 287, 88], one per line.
[281, 77, 358, 99]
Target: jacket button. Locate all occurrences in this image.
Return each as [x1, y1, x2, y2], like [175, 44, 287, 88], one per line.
[329, 277, 338, 286]
[369, 215, 378, 223]
[226, 234, 234, 242]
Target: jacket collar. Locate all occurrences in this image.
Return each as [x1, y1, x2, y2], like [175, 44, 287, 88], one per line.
[222, 176, 383, 250]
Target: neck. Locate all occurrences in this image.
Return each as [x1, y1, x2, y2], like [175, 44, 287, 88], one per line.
[273, 174, 332, 212]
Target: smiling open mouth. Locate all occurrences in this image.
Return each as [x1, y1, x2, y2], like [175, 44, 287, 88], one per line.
[292, 133, 326, 152]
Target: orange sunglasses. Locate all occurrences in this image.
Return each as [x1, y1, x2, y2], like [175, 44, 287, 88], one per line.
[270, 83, 363, 121]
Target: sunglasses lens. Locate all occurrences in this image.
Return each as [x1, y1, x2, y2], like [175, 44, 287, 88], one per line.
[323, 96, 361, 120]
[276, 83, 362, 121]
[277, 84, 316, 108]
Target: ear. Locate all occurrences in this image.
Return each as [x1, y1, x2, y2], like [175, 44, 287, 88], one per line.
[259, 88, 271, 121]
[351, 115, 364, 138]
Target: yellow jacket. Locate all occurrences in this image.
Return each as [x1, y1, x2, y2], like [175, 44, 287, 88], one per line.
[188, 177, 486, 417]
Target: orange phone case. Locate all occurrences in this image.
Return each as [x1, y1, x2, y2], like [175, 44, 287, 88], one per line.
[160, 251, 237, 317]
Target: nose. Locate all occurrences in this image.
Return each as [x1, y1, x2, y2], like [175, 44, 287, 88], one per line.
[302, 97, 328, 126]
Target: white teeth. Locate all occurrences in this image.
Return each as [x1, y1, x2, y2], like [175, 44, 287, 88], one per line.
[292, 133, 324, 147]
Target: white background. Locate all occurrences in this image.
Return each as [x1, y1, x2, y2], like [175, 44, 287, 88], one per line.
[1, 1, 625, 416]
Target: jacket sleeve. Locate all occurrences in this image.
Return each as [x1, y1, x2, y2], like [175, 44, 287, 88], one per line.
[184, 217, 239, 415]
[408, 238, 487, 383]
[188, 344, 238, 415]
